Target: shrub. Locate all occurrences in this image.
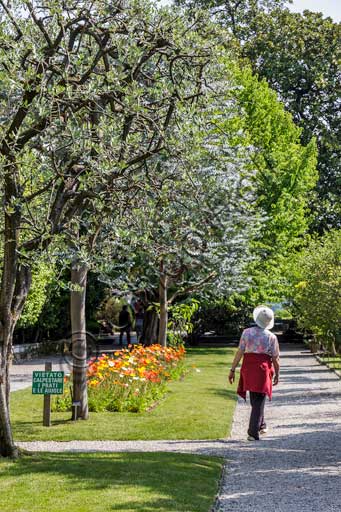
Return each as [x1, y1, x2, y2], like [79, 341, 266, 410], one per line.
[290, 230, 341, 354]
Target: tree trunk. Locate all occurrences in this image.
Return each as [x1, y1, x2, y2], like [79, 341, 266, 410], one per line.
[0, 172, 31, 457]
[0, 385, 17, 458]
[71, 263, 89, 420]
[0, 322, 18, 458]
[158, 265, 168, 347]
[0, 263, 32, 457]
[329, 339, 337, 357]
[142, 308, 159, 345]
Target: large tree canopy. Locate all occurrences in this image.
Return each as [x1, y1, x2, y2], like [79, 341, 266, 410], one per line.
[176, 0, 286, 40]
[176, 0, 341, 230]
[229, 66, 317, 302]
[0, 0, 237, 457]
[243, 10, 341, 230]
[92, 63, 317, 321]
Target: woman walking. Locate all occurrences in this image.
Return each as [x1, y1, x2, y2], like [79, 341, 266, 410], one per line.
[229, 306, 280, 441]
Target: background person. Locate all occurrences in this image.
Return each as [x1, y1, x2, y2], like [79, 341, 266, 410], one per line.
[229, 305, 280, 441]
[134, 300, 144, 342]
[119, 305, 132, 347]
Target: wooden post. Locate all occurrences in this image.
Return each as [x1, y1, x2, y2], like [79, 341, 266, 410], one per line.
[158, 260, 168, 347]
[71, 263, 89, 420]
[43, 362, 52, 427]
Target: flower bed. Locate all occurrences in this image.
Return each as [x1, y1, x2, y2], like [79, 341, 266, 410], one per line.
[54, 344, 186, 413]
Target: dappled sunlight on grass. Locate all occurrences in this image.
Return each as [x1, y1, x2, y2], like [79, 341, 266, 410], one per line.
[0, 452, 222, 512]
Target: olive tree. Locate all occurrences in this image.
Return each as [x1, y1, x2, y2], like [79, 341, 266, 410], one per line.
[0, 0, 226, 456]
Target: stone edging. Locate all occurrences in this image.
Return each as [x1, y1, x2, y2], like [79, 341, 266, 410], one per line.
[210, 460, 229, 512]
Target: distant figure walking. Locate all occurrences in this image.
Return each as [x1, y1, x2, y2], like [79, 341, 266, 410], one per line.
[119, 305, 131, 347]
[229, 306, 280, 441]
[134, 299, 144, 342]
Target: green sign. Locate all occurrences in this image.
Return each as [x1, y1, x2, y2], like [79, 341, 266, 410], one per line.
[32, 371, 64, 395]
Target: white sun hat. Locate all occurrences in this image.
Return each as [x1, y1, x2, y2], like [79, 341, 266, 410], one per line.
[253, 305, 274, 330]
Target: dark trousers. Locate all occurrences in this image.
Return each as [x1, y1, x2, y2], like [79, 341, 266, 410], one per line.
[248, 391, 266, 439]
[119, 328, 131, 346]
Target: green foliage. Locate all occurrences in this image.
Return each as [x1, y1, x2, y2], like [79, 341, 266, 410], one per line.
[288, 230, 341, 350]
[18, 264, 54, 327]
[177, 1, 340, 229]
[231, 66, 318, 302]
[274, 308, 292, 320]
[96, 296, 124, 326]
[1, 0, 234, 315]
[96, 67, 263, 307]
[33, 280, 70, 338]
[319, 354, 341, 373]
[18, 271, 107, 341]
[167, 299, 199, 347]
[92, 59, 318, 312]
[176, 0, 286, 40]
[234, 66, 318, 250]
[191, 296, 252, 336]
[243, 10, 341, 230]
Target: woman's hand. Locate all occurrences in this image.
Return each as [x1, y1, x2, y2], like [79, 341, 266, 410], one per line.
[228, 348, 243, 385]
[272, 356, 280, 386]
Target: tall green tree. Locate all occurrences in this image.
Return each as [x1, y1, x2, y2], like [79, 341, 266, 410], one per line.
[230, 66, 317, 302]
[244, 10, 341, 230]
[118, 157, 259, 346]
[176, 0, 286, 39]
[176, 0, 340, 229]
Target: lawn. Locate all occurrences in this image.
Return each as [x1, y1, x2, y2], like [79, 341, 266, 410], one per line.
[318, 354, 341, 374]
[12, 346, 238, 441]
[0, 452, 223, 512]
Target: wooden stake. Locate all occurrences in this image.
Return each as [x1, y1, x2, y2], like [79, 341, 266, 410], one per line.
[43, 362, 52, 427]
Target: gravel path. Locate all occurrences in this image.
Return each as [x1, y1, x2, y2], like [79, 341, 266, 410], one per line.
[215, 345, 341, 512]
[10, 356, 70, 391]
[17, 439, 230, 455]
[16, 345, 341, 511]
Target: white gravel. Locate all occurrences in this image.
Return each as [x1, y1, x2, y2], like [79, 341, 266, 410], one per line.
[10, 356, 70, 391]
[17, 439, 230, 455]
[214, 345, 341, 512]
[16, 345, 341, 511]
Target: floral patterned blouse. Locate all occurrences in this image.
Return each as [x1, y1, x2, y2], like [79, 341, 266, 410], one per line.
[239, 326, 280, 358]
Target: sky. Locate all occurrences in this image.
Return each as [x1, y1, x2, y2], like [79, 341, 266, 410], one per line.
[288, 0, 341, 21]
[158, 0, 341, 22]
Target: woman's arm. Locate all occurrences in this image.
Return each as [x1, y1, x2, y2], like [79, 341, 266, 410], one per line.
[228, 347, 244, 384]
[273, 356, 280, 385]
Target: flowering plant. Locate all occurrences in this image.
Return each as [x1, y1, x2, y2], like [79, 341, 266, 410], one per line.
[54, 344, 186, 413]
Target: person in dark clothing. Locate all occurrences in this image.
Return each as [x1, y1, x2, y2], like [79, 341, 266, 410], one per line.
[119, 305, 131, 347]
[134, 299, 144, 342]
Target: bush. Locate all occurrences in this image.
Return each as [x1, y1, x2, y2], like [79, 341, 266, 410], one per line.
[290, 230, 341, 353]
[191, 299, 251, 337]
[167, 300, 199, 347]
[275, 308, 293, 320]
[53, 344, 186, 413]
